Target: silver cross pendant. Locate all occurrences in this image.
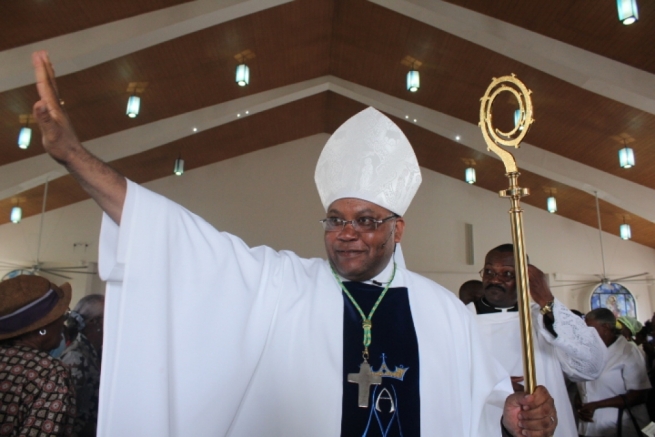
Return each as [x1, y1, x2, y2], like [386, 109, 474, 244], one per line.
[347, 360, 382, 408]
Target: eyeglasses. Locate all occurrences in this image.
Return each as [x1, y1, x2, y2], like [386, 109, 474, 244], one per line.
[319, 215, 397, 233]
[479, 268, 515, 282]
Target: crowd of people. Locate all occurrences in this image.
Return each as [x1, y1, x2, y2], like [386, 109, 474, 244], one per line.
[0, 275, 104, 437]
[459, 262, 655, 437]
[3, 252, 653, 436]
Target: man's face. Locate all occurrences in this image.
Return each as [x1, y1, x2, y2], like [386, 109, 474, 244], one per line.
[586, 318, 602, 334]
[585, 318, 613, 346]
[481, 250, 517, 308]
[324, 198, 404, 282]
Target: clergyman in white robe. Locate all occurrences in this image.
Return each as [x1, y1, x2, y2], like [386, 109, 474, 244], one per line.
[96, 180, 513, 436]
[468, 300, 607, 437]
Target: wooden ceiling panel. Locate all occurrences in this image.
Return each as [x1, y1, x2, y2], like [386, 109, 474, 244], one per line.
[0, 0, 333, 167]
[325, 92, 367, 133]
[398, 114, 655, 249]
[0, 0, 194, 52]
[444, 0, 655, 74]
[0, 93, 329, 225]
[2, 91, 653, 250]
[2, 0, 654, 251]
[329, 0, 655, 190]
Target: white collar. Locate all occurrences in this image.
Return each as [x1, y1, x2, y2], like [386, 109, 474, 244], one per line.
[496, 307, 514, 313]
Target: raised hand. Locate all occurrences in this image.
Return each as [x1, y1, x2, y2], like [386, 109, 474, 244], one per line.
[32, 51, 82, 164]
[528, 265, 554, 308]
[31, 51, 127, 224]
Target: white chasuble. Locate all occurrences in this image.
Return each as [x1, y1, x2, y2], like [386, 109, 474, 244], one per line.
[97, 180, 511, 436]
[469, 300, 608, 437]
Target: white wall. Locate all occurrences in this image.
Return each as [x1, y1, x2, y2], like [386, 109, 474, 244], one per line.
[404, 170, 655, 321]
[1, 133, 653, 319]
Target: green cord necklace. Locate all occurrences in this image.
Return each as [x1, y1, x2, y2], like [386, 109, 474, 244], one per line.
[331, 262, 397, 408]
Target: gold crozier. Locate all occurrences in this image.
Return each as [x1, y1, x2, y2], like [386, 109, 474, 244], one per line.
[478, 74, 537, 394]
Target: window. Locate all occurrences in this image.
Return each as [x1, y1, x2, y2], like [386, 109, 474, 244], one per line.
[590, 282, 636, 318]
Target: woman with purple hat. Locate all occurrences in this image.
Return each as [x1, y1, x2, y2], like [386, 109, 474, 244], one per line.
[0, 275, 76, 436]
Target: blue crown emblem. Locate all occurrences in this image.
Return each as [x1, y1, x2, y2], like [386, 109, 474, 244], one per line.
[371, 354, 408, 381]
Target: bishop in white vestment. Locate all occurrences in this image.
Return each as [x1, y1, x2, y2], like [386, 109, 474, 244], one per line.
[30, 50, 559, 437]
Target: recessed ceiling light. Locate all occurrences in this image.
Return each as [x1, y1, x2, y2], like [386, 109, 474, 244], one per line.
[413, 119, 417, 123]
[405, 115, 409, 119]
[193, 127, 198, 132]
[245, 110, 249, 115]
[237, 113, 241, 117]
[455, 135, 461, 141]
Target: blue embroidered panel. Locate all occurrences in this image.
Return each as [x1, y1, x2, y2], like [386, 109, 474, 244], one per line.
[340, 282, 420, 437]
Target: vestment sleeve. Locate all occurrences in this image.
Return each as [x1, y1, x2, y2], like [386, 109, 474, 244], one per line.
[535, 300, 607, 381]
[96, 180, 288, 436]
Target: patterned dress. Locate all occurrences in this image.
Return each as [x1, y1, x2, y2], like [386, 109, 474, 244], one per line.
[60, 334, 100, 437]
[0, 345, 76, 437]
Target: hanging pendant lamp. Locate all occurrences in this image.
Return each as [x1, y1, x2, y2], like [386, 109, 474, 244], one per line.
[465, 167, 476, 184]
[514, 109, 524, 131]
[174, 155, 184, 176]
[620, 223, 632, 240]
[406, 69, 420, 92]
[617, 0, 639, 25]
[547, 196, 557, 214]
[620, 216, 632, 240]
[10, 204, 22, 224]
[18, 123, 32, 149]
[126, 95, 140, 118]
[618, 141, 635, 169]
[236, 64, 250, 87]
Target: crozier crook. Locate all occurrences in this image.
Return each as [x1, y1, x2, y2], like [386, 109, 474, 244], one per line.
[479, 74, 537, 394]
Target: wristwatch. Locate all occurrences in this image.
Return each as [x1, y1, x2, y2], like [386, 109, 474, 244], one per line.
[540, 300, 555, 315]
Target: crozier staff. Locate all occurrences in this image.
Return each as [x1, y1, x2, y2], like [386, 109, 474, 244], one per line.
[31, 50, 557, 436]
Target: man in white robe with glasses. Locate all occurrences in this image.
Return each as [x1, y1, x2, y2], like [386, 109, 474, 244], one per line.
[30, 50, 557, 437]
[470, 244, 607, 437]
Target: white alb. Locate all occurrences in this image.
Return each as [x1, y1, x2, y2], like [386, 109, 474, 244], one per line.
[469, 299, 608, 437]
[96, 180, 512, 437]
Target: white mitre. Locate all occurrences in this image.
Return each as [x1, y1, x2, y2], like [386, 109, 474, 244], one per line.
[314, 107, 422, 216]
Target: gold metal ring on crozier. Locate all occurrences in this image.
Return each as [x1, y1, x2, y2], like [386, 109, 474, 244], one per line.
[479, 74, 534, 173]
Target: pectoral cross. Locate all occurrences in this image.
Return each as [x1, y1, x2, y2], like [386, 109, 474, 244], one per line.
[348, 360, 381, 408]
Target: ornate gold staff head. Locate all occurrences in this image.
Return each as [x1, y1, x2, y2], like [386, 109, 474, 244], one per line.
[478, 74, 537, 394]
[479, 74, 534, 173]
